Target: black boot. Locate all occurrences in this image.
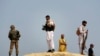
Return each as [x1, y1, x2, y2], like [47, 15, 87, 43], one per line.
[51, 49, 55, 53]
[47, 49, 51, 52]
[16, 54, 18, 56]
[9, 52, 11, 56]
[9, 54, 11, 56]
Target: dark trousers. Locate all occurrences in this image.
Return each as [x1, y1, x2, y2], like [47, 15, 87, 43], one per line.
[9, 40, 19, 56]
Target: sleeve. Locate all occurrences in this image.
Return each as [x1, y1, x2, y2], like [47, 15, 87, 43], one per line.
[16, 30, 21, 38]
[51, 20, 55, 31]
[63, 39, 66, 45]
[79, 26, 86, 34]
[59, 39, 66, 45]
[8, 31, 11, 40]
[59, 39, 62, 44]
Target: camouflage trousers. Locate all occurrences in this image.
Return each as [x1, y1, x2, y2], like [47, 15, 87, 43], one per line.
[9, 40, 19, 56]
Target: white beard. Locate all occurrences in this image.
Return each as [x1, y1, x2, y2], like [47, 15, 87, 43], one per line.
[47, 19, 54, 27]
[49, 21, 54, 25]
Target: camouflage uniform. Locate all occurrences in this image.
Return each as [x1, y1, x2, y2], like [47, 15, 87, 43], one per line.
[8, 26, 20, 56]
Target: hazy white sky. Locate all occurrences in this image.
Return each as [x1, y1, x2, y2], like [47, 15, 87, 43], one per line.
[0, 0, 100, 56]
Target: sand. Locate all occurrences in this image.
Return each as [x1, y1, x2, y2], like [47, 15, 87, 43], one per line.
[24, 52, 87, 56]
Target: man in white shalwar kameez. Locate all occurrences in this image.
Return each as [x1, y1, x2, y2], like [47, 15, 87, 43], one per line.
[42, 15, 55, 52]
[77, 20, 88, 55]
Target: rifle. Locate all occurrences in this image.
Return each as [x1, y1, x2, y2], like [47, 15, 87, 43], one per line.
[82, 30, 88, 50]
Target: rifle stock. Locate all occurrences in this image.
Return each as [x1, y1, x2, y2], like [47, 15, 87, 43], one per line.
[82, 30, 88, 50]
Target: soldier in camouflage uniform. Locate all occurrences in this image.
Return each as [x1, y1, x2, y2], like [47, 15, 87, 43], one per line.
[8, 25, 21, 56]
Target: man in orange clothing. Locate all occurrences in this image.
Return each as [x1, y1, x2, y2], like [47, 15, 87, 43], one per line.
[58, 34, 67, 52]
